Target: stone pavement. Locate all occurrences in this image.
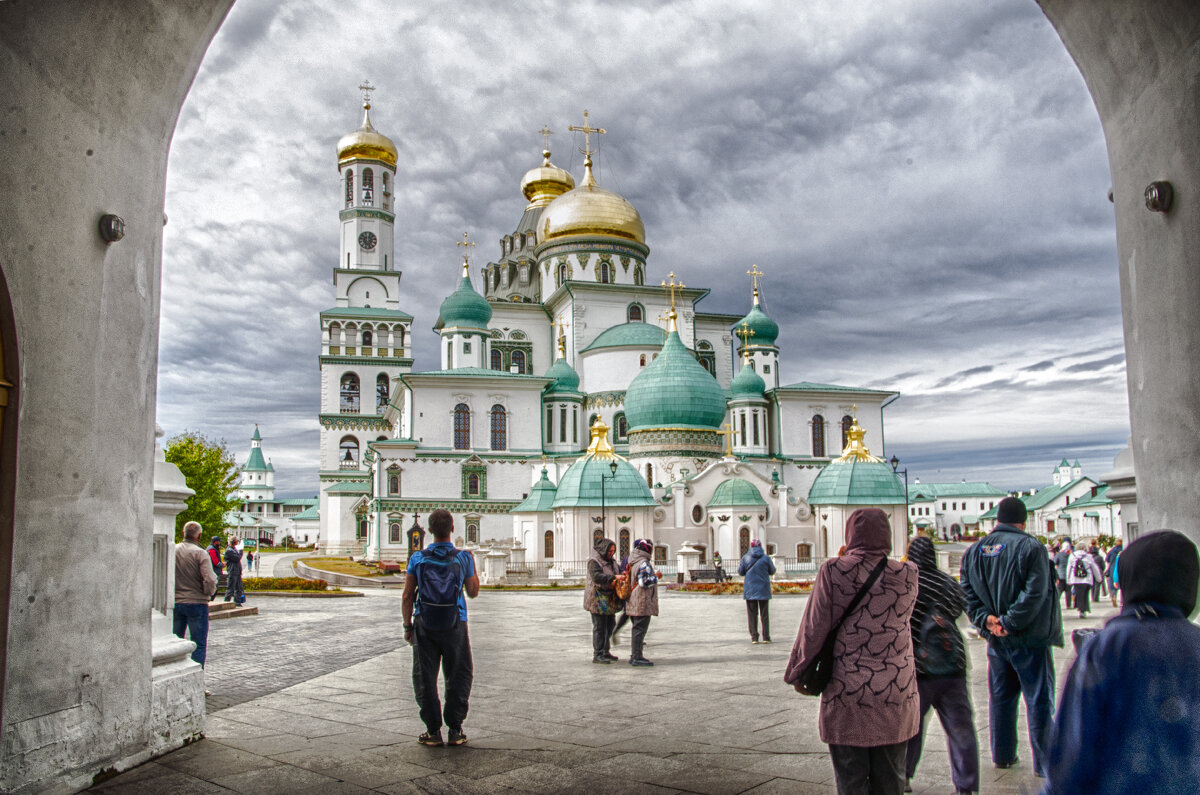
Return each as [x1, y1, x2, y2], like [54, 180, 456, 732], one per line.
[93, 588, 1117, 793]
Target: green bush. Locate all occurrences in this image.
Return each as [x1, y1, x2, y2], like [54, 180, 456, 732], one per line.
[243, 577, 328, 592]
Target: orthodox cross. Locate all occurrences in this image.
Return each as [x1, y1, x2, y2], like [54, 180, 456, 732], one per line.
[358, 79, 375, 108]
[736, 321, 755, 360]
[568, 110, 606, 161]
[661, 271, 685, 316]
[539, 124, 554, 152]
[554, 318, 571, 355]
[716, 422, 736, 456]
[747, 263, 764, 294]
[456, 232, 476, 266]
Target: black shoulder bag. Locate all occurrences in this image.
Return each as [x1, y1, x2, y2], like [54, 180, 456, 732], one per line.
[794, 556, 889, 696]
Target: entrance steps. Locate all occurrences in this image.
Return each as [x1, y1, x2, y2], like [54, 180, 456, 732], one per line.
[208, 601, 258, 620]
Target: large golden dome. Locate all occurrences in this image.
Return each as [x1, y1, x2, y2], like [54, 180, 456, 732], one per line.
[337, 104, 397, 168]
[521, 149, 575, 208]
[540, 161, 645, 245]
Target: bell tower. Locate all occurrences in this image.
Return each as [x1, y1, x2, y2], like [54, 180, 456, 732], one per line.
[337, 80, 397, 274]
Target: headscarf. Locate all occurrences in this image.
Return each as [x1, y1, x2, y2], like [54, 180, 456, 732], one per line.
[593, 537, 616, 560]
[905, 535, 937, 572]
[1119, 530, 1199, 616]
[844, 508, 892, 555]
[633, 538, 653, 555]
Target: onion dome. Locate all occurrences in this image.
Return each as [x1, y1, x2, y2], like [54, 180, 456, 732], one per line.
[808, 418, 907, 505]
[552, 419, 656, 508]
[540, 158, 645, 244]
[625, 326, 726, 430]
[737, 295, 779, 347]
[512, 468, 558, 513]
[708, 478, 767, 508]
[337, 101, 397, 168]
[730, 359, 766, 399]
[544, 336, 580, 392]
[521, 149, 576, 209]
[437, 262, 492, 329]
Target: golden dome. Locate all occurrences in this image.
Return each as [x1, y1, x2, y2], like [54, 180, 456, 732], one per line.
[540, 161, 645, 245]
[521, 149, 575, 208]
[337, 104, 397, 168]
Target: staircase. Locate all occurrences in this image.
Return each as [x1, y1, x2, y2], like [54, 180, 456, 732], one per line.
[209, 601, 258, 620]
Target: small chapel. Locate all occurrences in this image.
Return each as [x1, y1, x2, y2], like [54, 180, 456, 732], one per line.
[316, 90, 908, 567]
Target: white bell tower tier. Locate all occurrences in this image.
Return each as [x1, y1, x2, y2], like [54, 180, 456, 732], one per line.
[337, 80, 397, 275]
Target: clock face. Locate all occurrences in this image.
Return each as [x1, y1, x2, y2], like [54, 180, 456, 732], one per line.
[358, 231, 378, 251]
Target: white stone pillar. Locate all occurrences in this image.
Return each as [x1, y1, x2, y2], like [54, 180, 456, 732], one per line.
[483, 549, 508, 584]
[509, 542, 526, 566]
[677, 543, 702, 582]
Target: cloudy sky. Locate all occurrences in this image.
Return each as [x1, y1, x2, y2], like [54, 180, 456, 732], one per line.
[157, 0, 1130, 497]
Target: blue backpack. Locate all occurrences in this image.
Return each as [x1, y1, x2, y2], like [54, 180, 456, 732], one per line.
[417, 551, 464, 631]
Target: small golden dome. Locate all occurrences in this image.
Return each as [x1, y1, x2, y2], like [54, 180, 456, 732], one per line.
[337, 104, 397, 168]
[521, 149, 576, 208]
[540, 161, 645, 244]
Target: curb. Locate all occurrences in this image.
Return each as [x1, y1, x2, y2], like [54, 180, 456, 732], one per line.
[243, 590, 364, 598]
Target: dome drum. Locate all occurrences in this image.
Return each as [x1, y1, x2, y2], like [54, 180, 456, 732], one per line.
[627, 427, 723, 458]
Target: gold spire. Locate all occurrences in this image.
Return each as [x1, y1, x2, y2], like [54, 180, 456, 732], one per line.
[716, 422, 736, 456]
[586, 416, 616, 459]
[736, 321, 755, 362]
[747, 264, 764, 306]
[568, 110, 606, 185]
[456, 232, 476, 274]
[835, 408, 883, 463]
[553, 318, 570, 358]
[661, 272, 685, 332]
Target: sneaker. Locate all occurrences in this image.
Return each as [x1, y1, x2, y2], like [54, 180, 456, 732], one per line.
[603, 652, 619, 661]
[593, 654, 612, 664]
[418, 731, 444, 747]
[762, 638, 772, 643]
[751, 639, 760, 644]
[447, 728, 467, 746]
[629, 657, 654, 667]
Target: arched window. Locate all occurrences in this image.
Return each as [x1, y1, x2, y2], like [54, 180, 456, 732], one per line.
[345, 170, 354, 207]
[389, 522, 401, 543]
[388, 474, 400, 495]
[490, 404, 506, 450]
[739, 527, 751, 557]
[812, 415, 825, 457]
[339, 436, 359, 467]
[615, 413, 628, 440]
[696, 544, 707, 565]
[692, 504, 703, 523]
[557, 263, 568, 285]
[362, 330, 373, 347]
[490, 349, 503, 370]
[361, 168, 374, 205]
[466, 521, 479, 545]
[653, 545, 667, 565]
[376, 373, 389, 411]
[381, 172, 391, 211]
[467, 473, 480, 495]
[544, 530, 554, 559]
[511, 350, 526, 374]
[593, 527, 604, 546]
[797, 543, 813, 562]
[740, 413, 747, 446]
[357, 519, 368, 540]
[600, 262, 612, 283]
[340, 373, 360, 413]
[627, 304, 643, 323]
[545, 406, 554, 443]
[841, 415, 854, 450]
[619, 528, 631, 559]
[752, 412, 760, 445]
[453, 403, 470, 450]
[633, 265, 644, 285]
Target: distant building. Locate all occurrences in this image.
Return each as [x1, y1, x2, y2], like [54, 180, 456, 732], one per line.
[906, 480, 1009, 538]
[977, 457, 1126, 541]
[230, 426, 319, 545]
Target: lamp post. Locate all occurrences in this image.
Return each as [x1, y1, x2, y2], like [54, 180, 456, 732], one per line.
[599, 460, 619, 539]
[889, 455, 910, 538]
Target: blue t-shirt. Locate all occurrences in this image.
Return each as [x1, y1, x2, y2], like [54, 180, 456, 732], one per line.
[407, 542, 476, 622]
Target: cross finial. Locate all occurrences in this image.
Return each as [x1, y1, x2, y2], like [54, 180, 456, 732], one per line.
[456, 232, 476, 267]
[736, 321, 755, 360]
[568, 110, 606, 165]
[747, 264, 764, 302]
[539, 124, 553, 152]
[716, 423, 736, 456]
[553, 318, 570, 357]
[660, 272, 685, 330]
[358, 79, 376, 109]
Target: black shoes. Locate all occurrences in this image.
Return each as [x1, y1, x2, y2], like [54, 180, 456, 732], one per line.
[593, 654, 612, 664]
[447, 728, 467, 746]
[629, 657, 654, 667]
[418, 731, 443, 747]
[603, 651, 619, 661]
[995, 759, 1018, 769]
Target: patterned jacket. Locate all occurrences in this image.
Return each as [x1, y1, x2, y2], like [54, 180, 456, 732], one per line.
[625, 548, 659, 617]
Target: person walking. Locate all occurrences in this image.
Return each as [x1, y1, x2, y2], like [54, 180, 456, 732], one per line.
[1066, 543, 1102, 618]
[785, 508, 919, 795]
[585, 538, 623, 664]
[1104, 538, 1123, 606]
[610, 552, 631, 647]
[224, 537, 245, 607]
[173, 521, 217, 671]
[1044, 530, 1200, 794]
[401, 509, 479, 748]
[1052, 541, 1072, 609]
[959, 496, 1062, 778]
[245, 547, 254, 575]
[903, 537, 979, 795]
[625, 538, 660, 667]
[738, 539, 775, 644]
[1088, 544, 1106, 602]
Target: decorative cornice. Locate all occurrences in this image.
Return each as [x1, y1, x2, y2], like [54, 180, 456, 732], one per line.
[375, 499, 519, 515]
[339, 207, 395, 223]
[320, 355, 413, 366]
[319, 414, 393, 431]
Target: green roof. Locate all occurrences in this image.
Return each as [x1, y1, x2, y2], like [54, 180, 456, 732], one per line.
[775, 381, 897, 395]
[512, 469, 558, 512]
[544, 356, 581, 392]
[730, 361, 766, 399]
[1059, 458, 1071, 468]
[1023, 477, 1094, 510]
[292, 504, 320, 521]
[581, 322, 666, 352]
[625, 330, 726, 430]
[279, 498, 318, 506]
[436, 270, 492, 329]
[907, 482, 1008, 499]
[409, 367, 547, 380]
[552, 455, 656, 508]
[321, 306, 414, 320]
[243, 447, 268, 472]
[225, 511, 277, 528]
[980, 505, 998, 519]
[251, 425, 261, 441]
[708, 478, 767, 508]
[808, 459, 907, 505]
[736, 301, 779, 346]
[1066, 485, 1112, 509]
[325, 480, 372, 495]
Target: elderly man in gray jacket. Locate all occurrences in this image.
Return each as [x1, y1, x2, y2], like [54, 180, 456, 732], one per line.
[174, 521, 217, 667]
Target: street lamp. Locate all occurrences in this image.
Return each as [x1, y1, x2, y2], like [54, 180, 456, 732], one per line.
[889, 455, 910, 538]
[599, 460, 619, 539]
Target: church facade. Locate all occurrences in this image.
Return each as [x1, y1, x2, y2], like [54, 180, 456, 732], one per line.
[318, 99, 906, 565]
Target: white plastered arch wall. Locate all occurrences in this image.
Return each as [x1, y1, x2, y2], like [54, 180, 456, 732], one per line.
[2, 1, 1199, 791]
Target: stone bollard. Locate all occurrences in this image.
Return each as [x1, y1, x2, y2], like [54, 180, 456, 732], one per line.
[676, 543, 701, 582]
[483, 549, 509, 584]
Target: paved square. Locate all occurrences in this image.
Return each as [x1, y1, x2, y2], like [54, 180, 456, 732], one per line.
[95, 588, 1112, 793]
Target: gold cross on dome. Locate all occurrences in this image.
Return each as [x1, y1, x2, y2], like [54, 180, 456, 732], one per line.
[539, 125, 553, 151]
[716, 422, 736, 456]
[553, 318, 571, 355]
[736, 321, 755, 359]
[661, 271, 685, 314]
[358, 79, 376, 108]
[747, 264, 764, 293]
[456, 232, 476, 265]
[568, 110, 606, 160]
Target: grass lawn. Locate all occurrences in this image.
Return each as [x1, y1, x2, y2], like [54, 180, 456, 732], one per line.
[302, 557, 390, 577]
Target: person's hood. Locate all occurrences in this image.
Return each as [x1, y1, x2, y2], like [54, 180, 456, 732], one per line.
[1119, 529, 1199, 617]
[590, 538, 616, 564]
[906, 536, 937, 571]
[424, 540, 456, 559]
[746, 545, 765, 561]
[845, 508, 892, 555]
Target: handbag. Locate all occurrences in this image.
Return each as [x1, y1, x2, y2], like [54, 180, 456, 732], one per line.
[794, 557, 888, 696]
[613, 572, 632, 600]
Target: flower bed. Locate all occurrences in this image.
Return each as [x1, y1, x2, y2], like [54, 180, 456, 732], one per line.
[667, 580, 814, 595]
[243, 577, 330, 592]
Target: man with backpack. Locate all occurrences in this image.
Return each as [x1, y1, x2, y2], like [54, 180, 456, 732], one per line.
[401, 509, 479, 747]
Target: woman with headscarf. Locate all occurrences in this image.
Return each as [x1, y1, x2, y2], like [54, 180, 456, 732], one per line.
[904, 536, 978, 795]
[738, 538, 776, 643]
[584, 537, 622, 664]
[1045, 530, 1200, 793]
[785, 508, 919, 795]
[625, 538, 660, 667]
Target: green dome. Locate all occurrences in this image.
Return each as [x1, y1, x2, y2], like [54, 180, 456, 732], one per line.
[512, 469, 558, 513]
[438, 268, 492, 329]
[730, 361, 766, 399]
[581, 322, 666, 352]
[544, 356, 580, 392]
[625, 330, 727, 430]
[737, 302, 779, 347]
[808, 459, 907, 506]
[552, 420, 655, 508]
[708, 478, 767, 508]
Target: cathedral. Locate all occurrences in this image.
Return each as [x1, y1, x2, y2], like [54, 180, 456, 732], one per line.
[317, 91, 907, 568]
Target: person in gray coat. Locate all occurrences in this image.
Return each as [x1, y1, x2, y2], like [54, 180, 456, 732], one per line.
[738, 539, 776, 643]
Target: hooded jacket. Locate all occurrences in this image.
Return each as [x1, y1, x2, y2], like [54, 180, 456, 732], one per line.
[624, 546, 659, 617]
[1065, 547, 1102, 586]
[960, 523, 1063, 649]
[907, 536, 967, 678]
[584, 538, 621, 615]
[784, 508, 919, 746]
[738, 545, 776, 601]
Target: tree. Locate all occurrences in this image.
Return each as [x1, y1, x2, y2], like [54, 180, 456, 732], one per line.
[164, 431, 240, 543]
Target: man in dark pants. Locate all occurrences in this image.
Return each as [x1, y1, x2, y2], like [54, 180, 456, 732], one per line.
[402, 509, 479, 747]
[960, 497, 1063, 779]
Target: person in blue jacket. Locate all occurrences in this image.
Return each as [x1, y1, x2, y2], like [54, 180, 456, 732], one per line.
[1044, 529, 1200, 794]
[738, 539, 776, 643]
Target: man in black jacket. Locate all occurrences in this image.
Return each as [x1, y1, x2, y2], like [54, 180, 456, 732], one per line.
[960, 497, 1063, 779]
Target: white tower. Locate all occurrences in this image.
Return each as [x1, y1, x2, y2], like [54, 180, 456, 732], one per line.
[237, 425, 275, 502]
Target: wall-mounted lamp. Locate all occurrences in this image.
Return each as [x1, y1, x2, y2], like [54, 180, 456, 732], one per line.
[98, 214, 125, 243]
[1145, 181, 1173, 213]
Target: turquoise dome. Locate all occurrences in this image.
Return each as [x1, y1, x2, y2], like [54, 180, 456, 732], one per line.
[552, 420, 655, 508]
[730, 361, 766, 399]
[737, 302, 779, 347]
[708, 478, 767, 508]
[808, 459, 908, 505]
[581, 322, 665, 352]
[625, 331, 727, 430]
[438, 269, 492, 329]
[544, 356, 580, 392]
[512, 469, 558, 513]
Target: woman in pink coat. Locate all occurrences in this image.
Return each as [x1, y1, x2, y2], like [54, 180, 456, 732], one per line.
[785, 508, 920, 795]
